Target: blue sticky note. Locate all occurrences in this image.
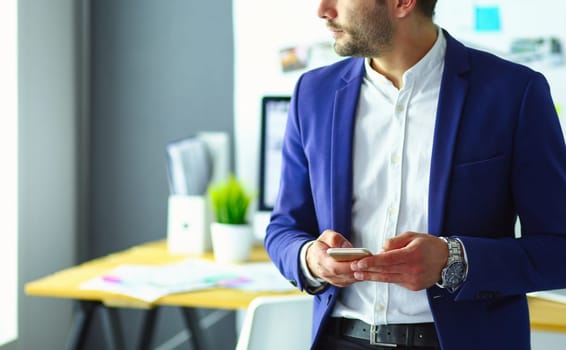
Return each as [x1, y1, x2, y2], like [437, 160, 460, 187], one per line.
[475, 6, 501, 32]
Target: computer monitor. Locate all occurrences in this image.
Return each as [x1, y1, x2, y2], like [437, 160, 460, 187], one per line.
[258, 96, 291, 211]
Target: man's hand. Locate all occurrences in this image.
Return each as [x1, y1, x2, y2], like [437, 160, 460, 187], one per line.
[350, 232, 448, 291]
[305, 229, 360, 287]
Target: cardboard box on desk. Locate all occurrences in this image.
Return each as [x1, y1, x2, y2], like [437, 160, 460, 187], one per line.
[167, 194, 211, 254]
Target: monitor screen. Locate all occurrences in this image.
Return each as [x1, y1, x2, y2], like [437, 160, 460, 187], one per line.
[258, 96, 291, 211]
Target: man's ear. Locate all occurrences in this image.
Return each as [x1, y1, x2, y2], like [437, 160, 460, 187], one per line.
[392, 0, 417, 18]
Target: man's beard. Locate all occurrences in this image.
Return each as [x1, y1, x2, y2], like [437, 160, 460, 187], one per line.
[330, 9, 393, 57]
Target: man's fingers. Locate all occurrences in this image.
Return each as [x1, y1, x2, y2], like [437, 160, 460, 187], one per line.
[319, 229, 352, 248]
[352, 247, 411, 270]
[351, 233, 449, 291]
[382, 231, 415, 251]
[306, 234, 358, 287]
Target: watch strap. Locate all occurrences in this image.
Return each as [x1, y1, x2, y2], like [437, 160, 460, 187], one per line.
[436, 237, 467, 292]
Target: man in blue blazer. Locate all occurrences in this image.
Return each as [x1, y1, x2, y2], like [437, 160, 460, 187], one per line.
[265, 0, 566, 349]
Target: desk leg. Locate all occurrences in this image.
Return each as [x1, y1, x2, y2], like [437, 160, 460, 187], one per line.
[180, 308, 208, 350]
[137, 307, 159, 350]
[65, 301, 125, 350]
[65, 301, 97, 350]
[100, 306, 125, 350]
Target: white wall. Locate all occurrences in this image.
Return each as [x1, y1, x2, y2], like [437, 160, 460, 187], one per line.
[233, 0, 331, 196]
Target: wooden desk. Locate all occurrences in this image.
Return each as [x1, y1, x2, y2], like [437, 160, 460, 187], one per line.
[528, 296, 566, 333]
[25, 241, 300, 350]
[26, 241, 566, 349]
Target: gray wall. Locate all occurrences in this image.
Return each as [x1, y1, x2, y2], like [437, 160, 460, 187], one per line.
[89, 0, 234, 257]
[86, 0, 235, 348]
[17, 0, 81, 349]
[14, 0, 235, 349]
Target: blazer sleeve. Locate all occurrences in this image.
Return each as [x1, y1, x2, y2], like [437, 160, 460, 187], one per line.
[455, 72, 566, 301]
[264, 76, 321, 292]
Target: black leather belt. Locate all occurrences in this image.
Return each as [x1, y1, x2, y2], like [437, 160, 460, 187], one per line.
[327, 317, 439, 348]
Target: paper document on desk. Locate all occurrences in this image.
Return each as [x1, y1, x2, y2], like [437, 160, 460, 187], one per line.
[80, 259, 294, 303]
[219, 262, 297, 292]
[528, 289, 566, 304]
[80, 259, 224, 302]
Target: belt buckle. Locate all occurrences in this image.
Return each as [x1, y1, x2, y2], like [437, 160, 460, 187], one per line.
[369, 324, 398, 348]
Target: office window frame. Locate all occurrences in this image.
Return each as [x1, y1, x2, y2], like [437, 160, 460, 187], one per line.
[0, 0, 19, 345]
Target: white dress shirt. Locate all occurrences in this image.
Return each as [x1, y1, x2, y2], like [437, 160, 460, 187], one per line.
[301, 29, 447, 325]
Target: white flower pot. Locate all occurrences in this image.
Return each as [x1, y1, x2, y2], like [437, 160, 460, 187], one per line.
[210, 222, 253, 264]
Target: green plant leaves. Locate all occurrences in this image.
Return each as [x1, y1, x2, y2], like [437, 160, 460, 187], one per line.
[208, 175, 252, 225]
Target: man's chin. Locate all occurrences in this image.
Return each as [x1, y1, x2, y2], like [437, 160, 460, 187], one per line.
[333, 43, 353, 57]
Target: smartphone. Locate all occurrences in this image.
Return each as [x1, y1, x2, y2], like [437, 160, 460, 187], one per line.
[327, 247, 372, 261]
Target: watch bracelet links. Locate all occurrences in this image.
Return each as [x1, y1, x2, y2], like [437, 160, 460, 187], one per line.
[436, 236, 467, 291]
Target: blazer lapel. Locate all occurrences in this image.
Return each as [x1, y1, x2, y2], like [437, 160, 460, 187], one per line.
[428, 31, 470, 236]
[330, 59, 364, 238]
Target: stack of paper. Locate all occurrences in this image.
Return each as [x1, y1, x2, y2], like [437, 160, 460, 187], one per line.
[165, 132, 230, 196]
[166, 137, 212, 196]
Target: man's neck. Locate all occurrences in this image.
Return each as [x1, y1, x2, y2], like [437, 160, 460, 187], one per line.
[370, 25, 438, 89]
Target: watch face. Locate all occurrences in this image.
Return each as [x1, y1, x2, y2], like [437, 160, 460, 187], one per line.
[444, 262, 466, 287]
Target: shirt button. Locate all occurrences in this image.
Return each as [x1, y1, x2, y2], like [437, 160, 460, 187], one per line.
[388, 207, 398, 216]
[376, 304, 385, 311]
[396, 104, 405, 113]
[391, 153, 401, 165]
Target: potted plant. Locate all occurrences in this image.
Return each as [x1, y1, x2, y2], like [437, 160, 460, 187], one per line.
[208, 175, 254, 263]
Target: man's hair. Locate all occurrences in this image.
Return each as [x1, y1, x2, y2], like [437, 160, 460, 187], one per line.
[416, 0, 437, 18]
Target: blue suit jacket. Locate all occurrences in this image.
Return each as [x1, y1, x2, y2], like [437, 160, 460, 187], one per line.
[265, 30, 566, 349]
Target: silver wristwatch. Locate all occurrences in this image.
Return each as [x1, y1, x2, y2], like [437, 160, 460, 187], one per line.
[437, 237, 467, 293]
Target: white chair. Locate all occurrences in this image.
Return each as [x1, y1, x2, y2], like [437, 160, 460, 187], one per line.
[235, 295, 314, 350]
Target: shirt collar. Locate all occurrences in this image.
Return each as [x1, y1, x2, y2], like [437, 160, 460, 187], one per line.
[364, 27, 446, 88]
